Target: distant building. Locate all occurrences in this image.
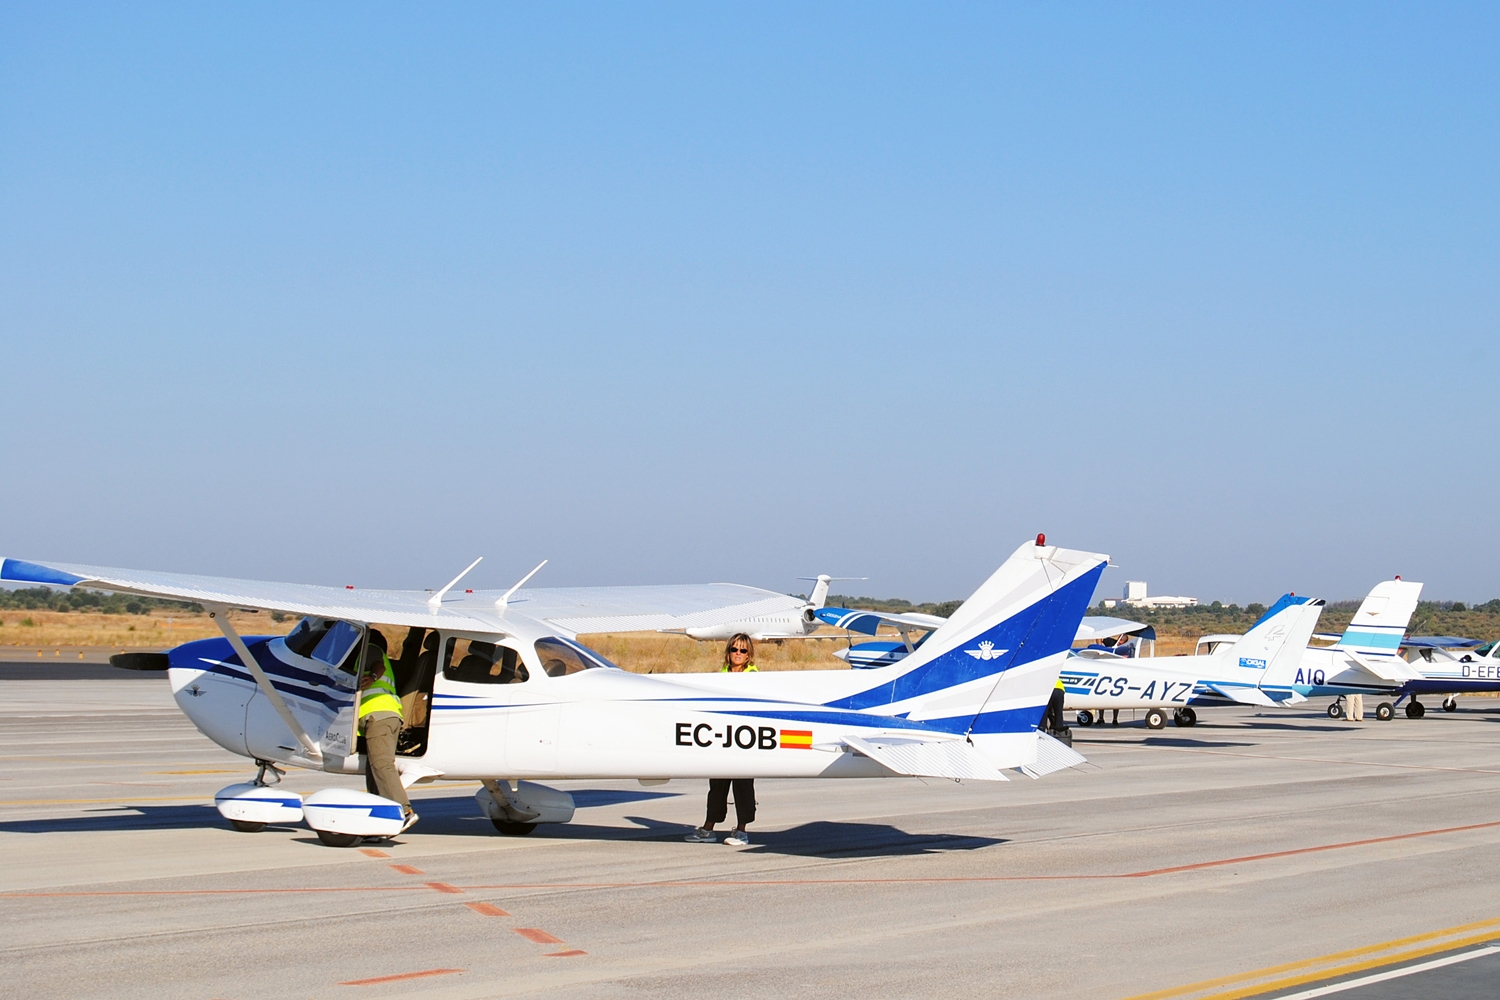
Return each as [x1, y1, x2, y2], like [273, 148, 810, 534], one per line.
[1101, 581, 1198, 610]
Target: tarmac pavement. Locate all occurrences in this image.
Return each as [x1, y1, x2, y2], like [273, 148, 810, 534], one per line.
[4, 673, 1500, 999]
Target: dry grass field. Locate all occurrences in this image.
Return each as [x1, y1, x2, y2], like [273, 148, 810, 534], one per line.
[0, 610, 280, 652]
[13, 611, 1462, 670]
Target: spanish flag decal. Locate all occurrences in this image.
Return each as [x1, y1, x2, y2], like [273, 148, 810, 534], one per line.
[780, 729, 813, 749]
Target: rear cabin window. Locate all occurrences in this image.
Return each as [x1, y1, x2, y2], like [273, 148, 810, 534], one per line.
[534, 636, 620, 677]
[443, 638, 527, 684]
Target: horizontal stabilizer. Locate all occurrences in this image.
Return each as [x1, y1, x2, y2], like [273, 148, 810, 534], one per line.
[1203, 683, 1306, 707]
[1346, 650, 1423, 683]
[842, 735, 1008, 782]
[1018, 731, 1088, 779]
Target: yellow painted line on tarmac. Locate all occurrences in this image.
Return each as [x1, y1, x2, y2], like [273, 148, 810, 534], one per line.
[1119, 914, 1500, 1000]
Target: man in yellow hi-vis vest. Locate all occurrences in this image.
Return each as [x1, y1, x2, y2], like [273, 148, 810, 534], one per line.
[358, 632, 415, 828]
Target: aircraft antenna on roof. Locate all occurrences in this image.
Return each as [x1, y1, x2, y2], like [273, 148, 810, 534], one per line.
[428, 556, 484, 611]
[497, 559, 548, 611]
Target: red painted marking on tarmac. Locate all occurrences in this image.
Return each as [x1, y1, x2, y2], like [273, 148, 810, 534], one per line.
[390, 865, 424, 875]
[464, 902, 510, 917]
[357, 848, 390, 858]
[1120, 820, 1500, 877]
[9, 818, 1500, 901]
[545, 949, 588, 957]
[514, 928, 564, 944]
[339, 968, 463, 986]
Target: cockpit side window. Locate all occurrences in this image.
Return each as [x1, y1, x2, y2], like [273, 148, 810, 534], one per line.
[312, 621, 363, 670]
[443, 638, 528, 684]
[284, 617, 332, 658]
[534, 636, 620, 677]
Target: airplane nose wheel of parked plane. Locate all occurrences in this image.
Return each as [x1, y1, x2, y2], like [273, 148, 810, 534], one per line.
[1444, 698, 1458, 712]
[1076, 711, 1094, 727]
[1145, 708, 1166, 730]
[1327, 698, 1344, 719]
[491, 819, 539, 836]
[229, 760, 287, 832]
[1406, 700, 1426, 719]
[1172, 707, 1197, 727]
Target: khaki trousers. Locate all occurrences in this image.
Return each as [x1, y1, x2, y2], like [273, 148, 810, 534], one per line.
[361, 713, 411, 810]
[1347, 694, 1364, 722]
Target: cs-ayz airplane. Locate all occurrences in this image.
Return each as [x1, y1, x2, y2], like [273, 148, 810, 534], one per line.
[1, 536, 1102, 847]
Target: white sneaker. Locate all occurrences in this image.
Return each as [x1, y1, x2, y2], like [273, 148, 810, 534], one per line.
[684, 827, 717, 843]
[723, 831, 750, 847]
[400, 811, 419, 834]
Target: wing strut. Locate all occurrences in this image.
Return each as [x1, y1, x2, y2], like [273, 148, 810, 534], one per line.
[207, 604, 321, 762]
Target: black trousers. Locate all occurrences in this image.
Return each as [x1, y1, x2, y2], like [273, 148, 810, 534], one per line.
[706, 778, 756, 827]
[1042, 686, 1066, 731]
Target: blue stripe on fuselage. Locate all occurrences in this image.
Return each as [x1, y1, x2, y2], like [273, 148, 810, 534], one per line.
[169, 637, 352, 710]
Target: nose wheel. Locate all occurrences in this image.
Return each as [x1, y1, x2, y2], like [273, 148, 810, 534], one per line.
[1172, 707, 1197, 727]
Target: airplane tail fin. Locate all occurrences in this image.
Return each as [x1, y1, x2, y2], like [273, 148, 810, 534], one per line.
[1232, 594, 1323, 668]
[1251, 597, 1327, 699]
[807, 575, 833, 610]
[1335, 579, 1423, 660]
[826, 537, 1105, 750]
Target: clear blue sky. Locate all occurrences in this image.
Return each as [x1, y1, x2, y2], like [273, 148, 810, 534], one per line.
[2, 4, 1497, 605]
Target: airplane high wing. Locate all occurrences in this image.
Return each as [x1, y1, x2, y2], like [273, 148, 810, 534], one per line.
[0, 539, 1106, 847]
[0, 557, 808, 638]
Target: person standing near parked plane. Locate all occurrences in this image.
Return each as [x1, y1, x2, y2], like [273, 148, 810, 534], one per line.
[686, 634, 759, 847]
[358, 630, 418, 832]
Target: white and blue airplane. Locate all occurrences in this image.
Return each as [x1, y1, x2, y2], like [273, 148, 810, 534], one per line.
[659, 573, 867, 641]
[1258, 579, 1427, 720]
[1062, 594, 1327, 729]
[1395, 636, 1500, 713]
[818, 597, 1328, 730]
[0, 536, 1104, 846]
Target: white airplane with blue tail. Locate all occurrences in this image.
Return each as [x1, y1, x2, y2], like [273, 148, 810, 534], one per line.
[0, 535, 1103, 846]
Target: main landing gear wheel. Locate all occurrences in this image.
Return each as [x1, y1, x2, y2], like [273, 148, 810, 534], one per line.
[1327, 702, 1344, 719]
[1406, 700, 1426, 719]
[315, 829, 363, 848]
[1145, 708, 1167, 730]
[1444, 698, 1458, 712]
[229, 820, 267, 833]
[1375, 702, 1395, 722]
[491, 819, 538, 836]
[1077, 710, 1095, 727]
[1173, 707, 1197, 727]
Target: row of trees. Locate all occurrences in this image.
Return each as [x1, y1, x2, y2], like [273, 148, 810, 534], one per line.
[0, 587, 201, 616]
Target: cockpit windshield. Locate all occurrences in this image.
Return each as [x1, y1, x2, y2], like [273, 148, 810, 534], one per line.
[283, 617, 363, 670]
[534, 636, 621, 677]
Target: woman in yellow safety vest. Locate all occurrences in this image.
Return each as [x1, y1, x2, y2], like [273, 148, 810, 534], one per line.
[685, 633, 758, 847]
[357, 631, 416, 829]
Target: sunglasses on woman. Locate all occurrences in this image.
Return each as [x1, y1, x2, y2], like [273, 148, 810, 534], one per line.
[730, 647, 750, 655]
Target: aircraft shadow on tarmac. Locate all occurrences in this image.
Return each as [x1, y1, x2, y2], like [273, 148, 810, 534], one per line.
[1239, 720, 1360, 733]
[614, 816, 1005, 857]
[0, 787, 681, 837]
[1138, 737, 1257, 748]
